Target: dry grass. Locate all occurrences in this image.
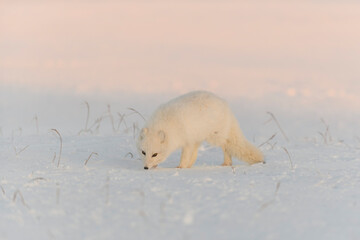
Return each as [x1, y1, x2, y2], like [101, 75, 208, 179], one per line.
[51, 129, 63, 168]
[318, 118, 332, 144]
[52, 152, 57, 163]
[78, 101, 115, 135]
[258, 133, 277, 149]
[11, 128, 23, 154]
[107, 104, 129, 133]
[107, 104, 116, 133]
[78, 101, 92, 135]
[258, 182, 281, 212]
[132, 122, 139, 139]
[84, 152, 99, 166]
[84, 101, 90, 130]
[12, 190, 29, 208]
[77, 103, 145, 135]
[13, 145, 30, 156]
[266, 112, 289, 142]
[128, 107, 146, 122]
[89, 117, 103, 134]
[78, 103, 137, 134]
[282, 147, 294, 170]
[117, 113, 128, 131]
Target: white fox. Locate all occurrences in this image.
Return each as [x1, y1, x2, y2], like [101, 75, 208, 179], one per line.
[137, 91, 264, 169]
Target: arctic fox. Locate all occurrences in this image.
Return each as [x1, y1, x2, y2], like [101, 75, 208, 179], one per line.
[137, 91, 264, 169]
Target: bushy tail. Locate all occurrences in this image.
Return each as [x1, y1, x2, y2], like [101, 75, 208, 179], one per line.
[226, 120, 264, 164]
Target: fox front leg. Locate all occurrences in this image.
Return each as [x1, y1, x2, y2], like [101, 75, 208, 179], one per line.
[177, 146, 193, 168]
[187, 143, 200, 168]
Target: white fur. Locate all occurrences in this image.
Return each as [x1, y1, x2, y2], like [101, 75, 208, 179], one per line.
[137, 91, 264, 169]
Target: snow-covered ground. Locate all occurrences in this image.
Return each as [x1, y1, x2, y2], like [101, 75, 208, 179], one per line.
[1, 90, 360, 240]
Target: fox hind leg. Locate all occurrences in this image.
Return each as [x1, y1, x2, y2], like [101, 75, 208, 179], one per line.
[221, 147, 232, 166]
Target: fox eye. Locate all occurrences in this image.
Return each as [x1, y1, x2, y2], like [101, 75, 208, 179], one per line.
[142, 150, 146, 156]
[152, 153, 158, 158]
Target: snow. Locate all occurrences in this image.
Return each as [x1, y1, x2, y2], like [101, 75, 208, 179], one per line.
[1, 91, 360, 240]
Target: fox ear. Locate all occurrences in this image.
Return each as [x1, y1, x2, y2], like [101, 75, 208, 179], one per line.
[158, 130, 166, 143]
[140, 128, 148, 140]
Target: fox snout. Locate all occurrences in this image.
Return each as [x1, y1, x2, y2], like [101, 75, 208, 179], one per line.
[143, 164, 158, 170]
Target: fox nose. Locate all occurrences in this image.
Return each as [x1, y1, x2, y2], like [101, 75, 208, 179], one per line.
[144, 166, 149, 170]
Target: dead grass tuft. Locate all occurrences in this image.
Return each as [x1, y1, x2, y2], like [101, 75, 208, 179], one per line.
[318, 118, 332, 144]
[107, 105, 116, 133]
[258, 133, 277, 149]
[78, 101, 92, 135]
[132, 122, 139, 140]
[128, 107, 146, 122]
[12, 190, 29, 208]
[117, 113, 128, 131]
[52, 152, 57, 163]
[84, 152, 99, 166]
[258, 182, 281, 212]
[266, 112, 289, 142]
[13, 145, 30, 156]
[282, 147, 294, 170]
[51, 129, 63, 168]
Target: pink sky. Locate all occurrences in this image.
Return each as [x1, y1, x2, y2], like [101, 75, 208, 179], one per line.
[1, 1, 360, 105]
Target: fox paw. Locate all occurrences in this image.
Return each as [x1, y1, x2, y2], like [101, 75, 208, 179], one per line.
[221, 163, 232, 166]
[177, 165, 191, 168]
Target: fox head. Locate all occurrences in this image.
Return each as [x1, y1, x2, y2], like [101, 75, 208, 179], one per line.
[137, 128, 168, 170]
